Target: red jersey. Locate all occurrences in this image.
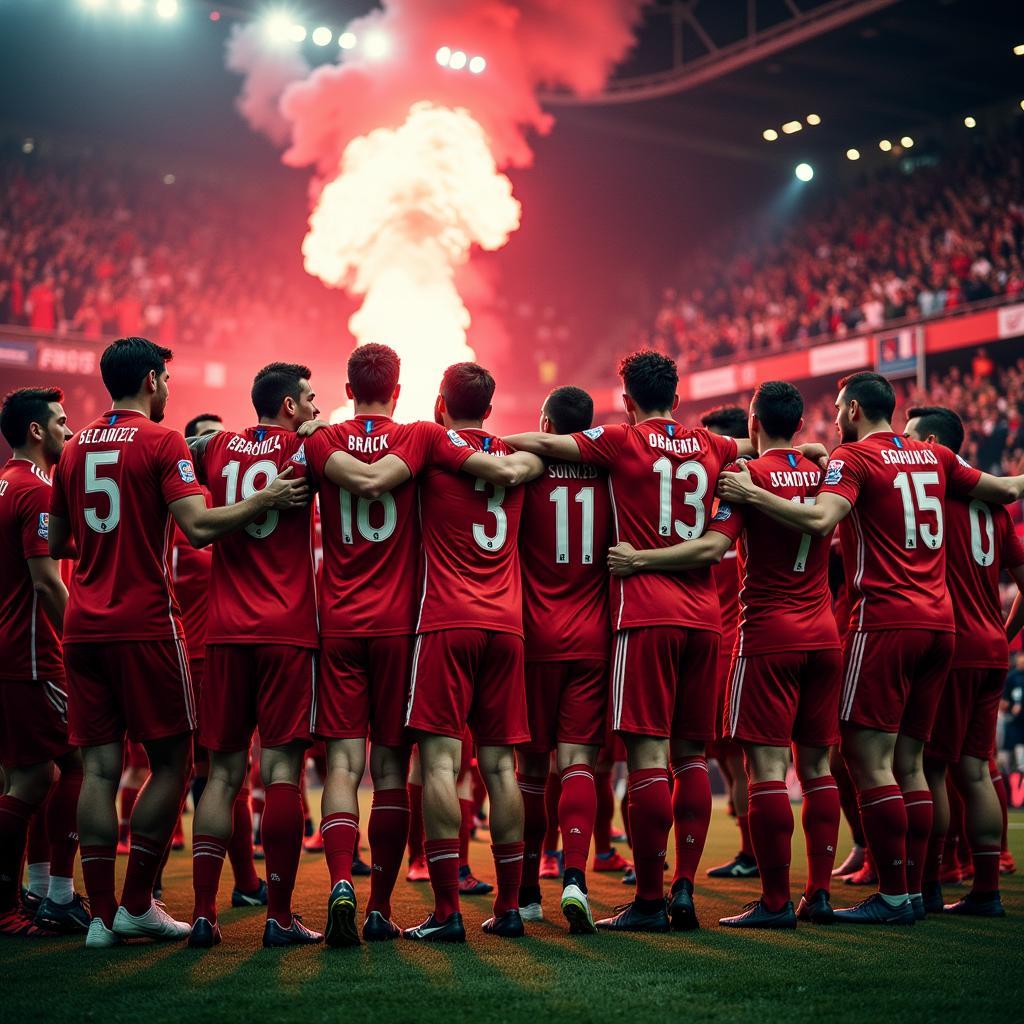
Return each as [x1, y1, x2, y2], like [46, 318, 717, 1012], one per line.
[303, 417, 473, 637]
[945, 494, 1024, 668]
[519, 460, 612, 662]
[818, 432, 981, 633]
[194, 426, 317, 648]
[710, 450, 839, 656]
[572, 419, 738, 633]
[408, 429, 525, 636]
[172, 486, 212, 660]
[51, 409, 203, 643]
[0, 459, 63, 680]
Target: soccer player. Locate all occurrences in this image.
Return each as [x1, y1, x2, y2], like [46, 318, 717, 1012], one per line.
[48, 338, 308, 949]
[0, 387, 87, 937]
[718, 370, 1024, 924]
[610, 381, 844, 927]
[309, 360, 542, 942]
[903, 406, 1024, 917]
[516, 385, 612, 933]
[506, 350, 760, 932]
[186, 363, 322, 949]
[699, 405, 758, 881]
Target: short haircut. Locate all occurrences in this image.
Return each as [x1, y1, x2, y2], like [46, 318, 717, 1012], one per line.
[752, 381, 804, 441]
[184, 412, 223, 438]
[618, 349, 678, 413]
[907, 405, 965, 454]
[100, 337, 172, 401]
[1, 387, 63, 448]
[700, 405, 748, 439]
[838, 370, 896, 423]
[251, 362, 312, 419]
[441, 362, 495, 422]
[348, 343, 400, 405]
[544, 386, 594, 435]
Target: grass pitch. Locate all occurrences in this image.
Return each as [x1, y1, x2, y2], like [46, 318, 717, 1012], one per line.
[5, 797, 1022, 1024]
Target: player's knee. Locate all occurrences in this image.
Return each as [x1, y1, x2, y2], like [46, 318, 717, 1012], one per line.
[8, 764, 54, 806]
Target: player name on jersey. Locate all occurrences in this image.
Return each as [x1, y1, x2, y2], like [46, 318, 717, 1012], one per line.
[879, 447, 939, 466]
[647, 431, 704, 455]
[77, 425, 140, 445]
[225, 433, 283, 456]
[545, 463, 600, 480]
[768, 469, 821, 488]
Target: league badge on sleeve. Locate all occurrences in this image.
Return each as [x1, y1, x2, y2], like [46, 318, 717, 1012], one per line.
[824, 460, 844, 486]
[446, 429, 468, 448]
[37, 512, 49, 539]
[582, 426, 604, 440]
[177, 459, 197, 484]
[712, 504, 732, 522]
[291, 443, 307, 465]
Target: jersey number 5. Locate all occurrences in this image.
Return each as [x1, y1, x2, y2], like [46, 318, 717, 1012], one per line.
[84, 450, 120, 533]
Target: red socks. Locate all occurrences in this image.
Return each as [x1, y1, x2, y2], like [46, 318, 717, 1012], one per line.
[228, 786, 260, 894]
[594, 769, 614, 855]
[407, 782, 425, 863]
[858, 785, 908, 895]
[517, 774, 547, 891]
[671, 757, 712, 888]
[969, 844, 1001, 896]
[738, 814, 754, 859]
[458, 799, 475, 869]
[990, 762, 1009, 853]
[425, 838, 461, 923]
[121, 834, 164, 915]
[263, 781, 303, 926]
[26, 797, 50, 866]
[192, 834, 228, 923]
[80, 844, 118, 927]
[559, 764, 596, 875]
[47, 765, 83, 882]
[902, 789, 933, 895]
[543, 773, 561, 851]
[491, 842, 524, 916]
[367, 788, 409, 918]
[0, 795, 36, 911]
[321, 811, 359, 887]
[748, 781, 794, 911]
[628, 768, 673, 901]
[801, 776, 840, 895]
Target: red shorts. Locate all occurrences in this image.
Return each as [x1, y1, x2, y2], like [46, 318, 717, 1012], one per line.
[927, 666, 1005, 763]
[406, 629, 529, 747]
[521, 659, 608, 754]
[0, 678, 71, 769]
[64, 640, 195, 747]
[724, 647, 843, 748]
[840, 629, 955, 741]
[189, 658, 209, 771]
[315, 635, 413, 748]
[201, 644, 315, 753]
[610, 627, 720, 741]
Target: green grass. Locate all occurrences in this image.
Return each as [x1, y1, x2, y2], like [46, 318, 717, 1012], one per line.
[7, 797, 1023, 1024]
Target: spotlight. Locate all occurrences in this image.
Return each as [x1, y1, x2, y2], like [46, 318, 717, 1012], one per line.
[163, 173, 176, 185]
[879, 139, 892, 152]
[806, 113, 821, 126]
[1020, 99, 1024, 112]
[288, 23, 307, 43]
[264, 12, 292, 43]
[435, 45, 452, 67]
[762, 128, 779, 142]
[22, 138, 34, 155]
[449, 49, 467, 70]
[312, 26, 332, 46]
[1014, 43, 1024, 56]
[364, 30, 390, 58]
[120, 0, 142, 12]
[468, 55, 486, 74]
[846, 148, 860, 161]
[209, 10, 220, 21]
[900, 136, 914, 148]
[782, 120, 802, 134]
[338, 31, 357, 50]
[80, 0, 107, 8]
[963, 116, 976, 128]
[795, 162, 814, 182]
[155, 0, 178, 19]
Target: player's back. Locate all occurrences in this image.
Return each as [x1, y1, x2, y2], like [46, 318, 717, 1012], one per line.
[172, 486, 213, 660]
[198, 426, 317, 647]
[520, 460, 611, 660]
[417, 429, 524, 635]
[52, 409, 202, 642]
[0, 459, 62, 679]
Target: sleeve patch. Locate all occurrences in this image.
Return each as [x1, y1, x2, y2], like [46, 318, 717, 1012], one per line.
[37, 512, 49, 539]
[582, 426, 604, 440]
[291, 443, 307, 465]
[824, 460, 845, 486]
[177, 459, 197, 484]
[446, 429, 468, 448]
[712, 504, 732, 522]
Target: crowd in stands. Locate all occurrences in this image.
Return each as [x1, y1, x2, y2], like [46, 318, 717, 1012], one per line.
[639, 123, 1024, 368]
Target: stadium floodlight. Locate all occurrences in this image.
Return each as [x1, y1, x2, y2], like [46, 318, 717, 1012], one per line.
[155, 0, 179, 19]
[795, 162, 814, 182]
[879, 139, 892, 151]
[900, 136, 914, 148]
[806, 113, 821, 126]
[1020, 99, 1024, 112]
[22, 138, 34, 154]
[264, 11, 292, 43]
[468, 55, 486, 74]
[288, 23, 307, 43]
[762, 128, 779, 141]
[1014, 43, 1024, 56]
[436, 46, 452, 67]
[80, 0, 107, 9]
[163, 173, 176, 185]
[449, 49, 468, 70]
[364, 29, 390, 58]
[312, 26, 332, 46]
[338, 31, 357, 50]
[963, 116, 977, 128]
[781, 120, 802, 134]
[120, 0, 142, 12]
[846, 148, 860, 161]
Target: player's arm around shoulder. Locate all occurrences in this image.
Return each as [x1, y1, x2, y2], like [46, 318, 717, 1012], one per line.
[502, 431, 582, 463]
[608, 530, 732, 577]
[462, 449, 544, 488]
[324, 451, 411, 499]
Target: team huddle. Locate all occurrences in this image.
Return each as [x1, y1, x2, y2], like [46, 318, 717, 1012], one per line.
[1, 336, 1022, 950]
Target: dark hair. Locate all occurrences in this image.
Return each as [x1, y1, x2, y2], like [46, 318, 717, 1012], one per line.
[700, 404, 748, 439]
[184, 412, 223, 439]
[251, 362, 312, 419]
[441, 362, 495, 421]
[1, 387, 63, 448]
[752, 381, 804, 440]
[544, 385, 594, 435]
[906, 405, 965, 454]
[838, 371, 896, 423]
[100, 337, 172, 401]
[348, 343, 400, 405]
[618, 349, 678, 413]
